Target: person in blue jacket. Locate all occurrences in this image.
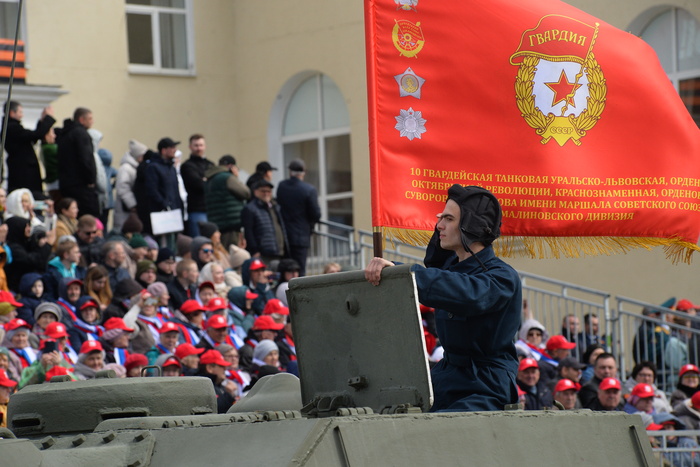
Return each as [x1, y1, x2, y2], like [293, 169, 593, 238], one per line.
[365, 184, 521, 412]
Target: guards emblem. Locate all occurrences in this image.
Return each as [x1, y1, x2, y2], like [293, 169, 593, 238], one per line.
[392, 20, 425, 58]
[394, 0, 418, 11]
[510, 15, 606, 146]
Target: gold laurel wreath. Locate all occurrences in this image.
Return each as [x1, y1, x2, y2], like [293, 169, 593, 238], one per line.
[514, 54, 606, 140]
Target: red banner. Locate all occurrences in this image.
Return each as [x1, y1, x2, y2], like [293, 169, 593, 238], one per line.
[365, 0, 700, 261]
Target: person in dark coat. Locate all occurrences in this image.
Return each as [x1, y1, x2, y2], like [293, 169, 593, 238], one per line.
[2, 101, 56, 195]
[204, 155, 250, 248]
[516, 358, 553, 410]
[16, 272, 46, 326]
[241, 180, 289, 263]
[56, 107, 99, 217]
[276, 159, 320, 276]
[144, 138, 184, 226]
[179, 134, 214, 238]
[4, 217, 52, 291]
[365, 185, 521, 412]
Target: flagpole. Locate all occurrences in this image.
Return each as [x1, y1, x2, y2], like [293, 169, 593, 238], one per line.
[373, 227, 383, 258]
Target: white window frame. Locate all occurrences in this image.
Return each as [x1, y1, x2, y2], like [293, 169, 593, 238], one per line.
[125, 0, 195, 76]
[269, 72, 353, 225]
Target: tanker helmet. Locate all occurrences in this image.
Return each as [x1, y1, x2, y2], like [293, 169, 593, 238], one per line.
[446, 184, 502, 250]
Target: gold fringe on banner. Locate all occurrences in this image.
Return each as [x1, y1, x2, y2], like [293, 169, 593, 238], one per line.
[381, 227, 700, 264]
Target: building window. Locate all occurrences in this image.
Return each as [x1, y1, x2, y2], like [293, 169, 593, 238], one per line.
[640, 8, 700, 127]
[125, 0, 194, 75]
[280, 74, 353, 228]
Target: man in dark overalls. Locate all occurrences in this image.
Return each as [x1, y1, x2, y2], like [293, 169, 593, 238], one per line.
[365, 184, 521, 411]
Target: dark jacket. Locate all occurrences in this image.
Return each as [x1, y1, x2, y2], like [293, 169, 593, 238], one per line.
[144, 155, 184, 213]
[579, 376, 602, 408]
[56, 118, 95, 191]
[276, 177, 321, 247]
[133, 150, 158, 234]
[586, 397, 625, 412]
[4, 217, 52, 291]
[16, 272, 45, 325]
[167, 278, 196, 312]
[517, 380, 553, 410]
[2, 114, 55, 194]
[204, 166, 249, 232]
[180, 155, 214, 213]
[241, 197, 288, 257]
[411, 245, 522, 412]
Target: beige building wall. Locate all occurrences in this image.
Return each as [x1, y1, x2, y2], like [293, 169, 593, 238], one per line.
[13, 0, 700, 304]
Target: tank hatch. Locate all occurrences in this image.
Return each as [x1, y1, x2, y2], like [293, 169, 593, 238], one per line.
[287, 264, 432, 416]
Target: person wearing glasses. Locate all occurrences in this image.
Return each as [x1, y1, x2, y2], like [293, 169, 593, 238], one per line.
[75, 214, 104, 268]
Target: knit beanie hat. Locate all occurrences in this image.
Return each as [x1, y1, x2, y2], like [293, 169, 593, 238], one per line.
[228, 244, 251, 269]
[176, 234, 193, 258]
[136, 260, 156, 278]
[122, 214, 143, 234]
[129, 140, 148, 159]
[198, 222, 218, 239]
[34, 302, 63, 322]
[147, 281, 168, 298]
[129, 233, 149, 249]
[253, 339, 279, 362]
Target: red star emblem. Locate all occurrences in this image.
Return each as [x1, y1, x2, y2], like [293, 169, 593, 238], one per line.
[545, 70, 582, 107]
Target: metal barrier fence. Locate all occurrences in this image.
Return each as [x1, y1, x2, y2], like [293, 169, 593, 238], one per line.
[308, 222, 700, 392]
[648, 430, 700, 467]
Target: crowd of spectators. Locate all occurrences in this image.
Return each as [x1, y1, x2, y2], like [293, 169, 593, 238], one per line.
[0, 103, 331, 422]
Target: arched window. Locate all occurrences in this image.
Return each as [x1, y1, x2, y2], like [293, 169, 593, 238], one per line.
[274, 73, 353, 227]
[639, 8, 700, 127]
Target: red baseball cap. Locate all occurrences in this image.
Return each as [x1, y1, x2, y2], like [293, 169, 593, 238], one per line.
[207, 297, 228, 312]
[45, 322, 69, 339]
[631, 383, 655, 399]
[161, 356, 181, 368]
[646, 423, 664, 431]
[518, 358, 539, 372]
[200, 349, 230, 367]
[679, 364, 700, 378]
[198, 281, 215, 292]
[691, 391, 700, 410]
[249, 259, 266, 271]
[79, 299, 100, 311]
[205, 314, 229, 330]
[252, 315, 284, 331]
[175, 343, 204, 360]
[180, 300, 206, 314]
[66, 278, 83, 288]
[554, 378, 581, 393]
[0, 290, 23, 308]
[5, 318, 31, 332]
[263, 299, 289, 316]
[159, 322, 181, 334]
[45, 366, 73, 382]
[599, 377, 621, 391]
[124, 353, 148, 372]
[676, 299, 699, 311]
[80, 340, 104, 354]
[546, 335, 576, 351]
[245, 290, 259, 300]
[103, 317, 134, 332]
[0, 368, 17, 388]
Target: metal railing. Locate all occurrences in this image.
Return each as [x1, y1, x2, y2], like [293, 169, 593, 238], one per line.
[648, 430, 700, 467]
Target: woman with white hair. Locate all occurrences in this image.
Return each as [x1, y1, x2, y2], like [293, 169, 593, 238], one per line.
[73, 340, 105, 380]
[4, 188, 56, 232]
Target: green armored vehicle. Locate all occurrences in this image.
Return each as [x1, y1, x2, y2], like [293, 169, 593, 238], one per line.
[1, 266, 655, 466]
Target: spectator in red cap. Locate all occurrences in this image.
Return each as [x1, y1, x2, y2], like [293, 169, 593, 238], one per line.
[263, 299, 296, 370]
[68, 296, 104, 351]
[3, 318, 37, 377]
[553, 378, 580, 410]
[156, 354, 182, 377]
[516, 358, 552, 410]
[240, 315, 284, 371]
[578, 352, 618, 408]
[197, 314, 231, 351]
[73, 340, 105, 380]
[146, 321, 181, 365]
[124, 353, 148, 377]
[671, 363, 700, 410]
[624, 383, 656, 415]
[650, 413, 700, 466]
[622, 361, 672, 414]
[217, 343, 251, 398]
[196, 281, 217, 308]
[124, 290, 166, 355]
[197, 349, 236, 413]
[538, 335, 576, 386]
[100, 317, 133, 366]
[45, 321, 78, 365]
[672, 391, 700, 432]
[44, 365, 75, 382]
[245, 258, 274, 315]
[170, 299, 206, 346]
[175, 342, 204, 376]
[0, 367, 17, 427]
[19, 333, 74, 388]
[587, 377, 624, 411]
